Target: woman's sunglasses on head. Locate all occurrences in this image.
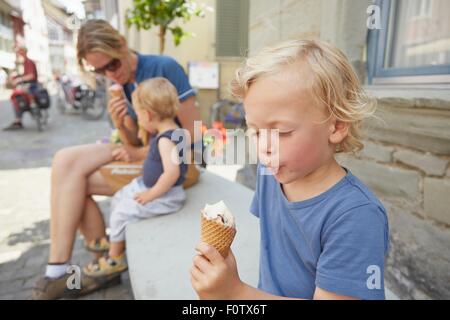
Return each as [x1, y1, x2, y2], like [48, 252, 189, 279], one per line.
[91, 58, 122, 75]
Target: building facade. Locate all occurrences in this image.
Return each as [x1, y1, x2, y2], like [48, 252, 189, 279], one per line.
[0, 0, 23, 71]
[43, 0, 78, 77]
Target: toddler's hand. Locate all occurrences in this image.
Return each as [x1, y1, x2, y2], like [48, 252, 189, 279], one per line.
[134, 191, 153, 205]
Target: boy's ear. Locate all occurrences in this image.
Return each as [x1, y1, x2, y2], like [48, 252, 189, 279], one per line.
[328, 119, 349, 145]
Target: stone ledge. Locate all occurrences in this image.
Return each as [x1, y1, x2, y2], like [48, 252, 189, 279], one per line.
[366, 85, 450, 111]
[125, 171, 260, 299]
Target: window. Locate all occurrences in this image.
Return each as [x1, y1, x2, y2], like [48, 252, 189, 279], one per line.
[0, 10, 13, 53]
[215, 0, 249, 57]
[411, 0, 432, 18]
[367, 0, 450, 83]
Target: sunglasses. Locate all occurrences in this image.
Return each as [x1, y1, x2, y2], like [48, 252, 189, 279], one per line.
[92, 58, 122, 75]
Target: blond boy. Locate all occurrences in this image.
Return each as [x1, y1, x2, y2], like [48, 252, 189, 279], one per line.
[191, 40, 389, 300]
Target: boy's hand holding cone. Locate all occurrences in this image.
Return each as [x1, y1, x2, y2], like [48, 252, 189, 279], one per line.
[192, 201, 242, 299]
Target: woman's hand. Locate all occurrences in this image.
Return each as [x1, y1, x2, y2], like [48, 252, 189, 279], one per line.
[190, 242, 244, 300]
[111, 145, 142, 162]
[108, 96, 128, 129]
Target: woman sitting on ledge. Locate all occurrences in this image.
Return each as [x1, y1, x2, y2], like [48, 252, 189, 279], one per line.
[32, 19, 200, 300]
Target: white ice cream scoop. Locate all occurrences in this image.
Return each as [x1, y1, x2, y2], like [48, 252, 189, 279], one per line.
[202, 200, 235, 228]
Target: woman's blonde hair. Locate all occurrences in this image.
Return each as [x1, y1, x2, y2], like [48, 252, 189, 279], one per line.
[77, 19, 125, 70]
[132, 77, 179, 120]
[230, 39, 375, 153]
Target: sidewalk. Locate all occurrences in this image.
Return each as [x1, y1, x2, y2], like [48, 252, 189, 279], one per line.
[0, 89, 11, 101]
[0, 101, 132, 300]
[0, 169, 133, 300]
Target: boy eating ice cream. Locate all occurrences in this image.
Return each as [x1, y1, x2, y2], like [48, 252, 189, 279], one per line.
[190, 39, 389, 300]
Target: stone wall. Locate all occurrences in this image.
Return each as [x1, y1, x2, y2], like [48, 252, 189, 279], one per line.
[248, 0, 371, 80]
[337, 88, 450, 299]
[245, 0, 450, 299]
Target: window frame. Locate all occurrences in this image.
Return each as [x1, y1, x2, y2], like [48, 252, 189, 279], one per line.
[367, 0, 450, 84]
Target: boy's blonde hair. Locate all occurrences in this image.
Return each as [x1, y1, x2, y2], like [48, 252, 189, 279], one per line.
[230, 39, 375, 153]
[132, 77, 179, 120]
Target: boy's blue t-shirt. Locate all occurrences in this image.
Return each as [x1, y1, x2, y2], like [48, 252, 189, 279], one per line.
[250, 165, 390, 300]
[122, 53, 196, 121]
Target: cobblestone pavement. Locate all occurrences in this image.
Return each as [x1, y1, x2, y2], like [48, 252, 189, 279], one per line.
[0, 95, 133, 300]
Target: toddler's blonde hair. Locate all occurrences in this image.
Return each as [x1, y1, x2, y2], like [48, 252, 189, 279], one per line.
[231, 39, 375, 153]
[132, 77, 179, 120]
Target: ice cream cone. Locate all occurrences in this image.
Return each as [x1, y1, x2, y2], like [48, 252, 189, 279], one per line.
[200, 212, 236, 258]
[109, 84, 123, 99]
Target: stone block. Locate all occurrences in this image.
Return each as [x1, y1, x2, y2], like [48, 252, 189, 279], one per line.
[424, 178, 450, 226]
[366, 106, 450, 155]
[359, 140, 394, 163]
[394, 149, 448, 176]
[338, 157, 422, 204]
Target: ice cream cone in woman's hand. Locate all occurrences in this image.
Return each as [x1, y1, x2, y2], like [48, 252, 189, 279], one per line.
[200, 201, 236, 257]
[109, 84, 123, 99]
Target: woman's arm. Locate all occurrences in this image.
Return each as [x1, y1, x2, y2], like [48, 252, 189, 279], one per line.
[111, 116, 149, 162]
[108, 95, 140, 147]
[119, 114, 140, 146]
[177, 96, 201, 143]
[108, 96, 148, 162]
[134, 137, 180, 204]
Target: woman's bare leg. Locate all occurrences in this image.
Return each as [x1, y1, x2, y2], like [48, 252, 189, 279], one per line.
[79, 198, 107, 241]
[79, 171, 115, 259]
[49, 143, 116, 263]
[79, 197, 108, 260]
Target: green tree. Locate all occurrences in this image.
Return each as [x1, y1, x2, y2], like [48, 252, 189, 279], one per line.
[126, 0, 208, 54]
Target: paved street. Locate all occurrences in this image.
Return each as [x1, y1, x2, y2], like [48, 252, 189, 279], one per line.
[0, 92, 133, 299]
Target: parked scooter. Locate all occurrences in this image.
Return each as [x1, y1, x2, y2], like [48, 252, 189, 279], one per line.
[10, 81, 51, 131]
[56, 74, 107, 120]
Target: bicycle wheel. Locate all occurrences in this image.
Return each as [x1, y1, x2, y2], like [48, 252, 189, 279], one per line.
[40, 108, 49, 125]
[81, 93, 107, 120]
[56, 87, 67, 114]
[32, 108, 43, 131]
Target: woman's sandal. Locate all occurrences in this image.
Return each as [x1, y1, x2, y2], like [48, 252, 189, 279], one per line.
[83, 254, 128, 278]
[84, 237, 110, 253]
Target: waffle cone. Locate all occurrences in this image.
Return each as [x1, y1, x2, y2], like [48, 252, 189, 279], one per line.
[109, 90, 122, 100]
[109, 85, 123, 100]
[201, 212, 236, 258]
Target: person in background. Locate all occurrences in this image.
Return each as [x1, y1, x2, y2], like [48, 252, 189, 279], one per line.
[3, 47, 38, 131]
